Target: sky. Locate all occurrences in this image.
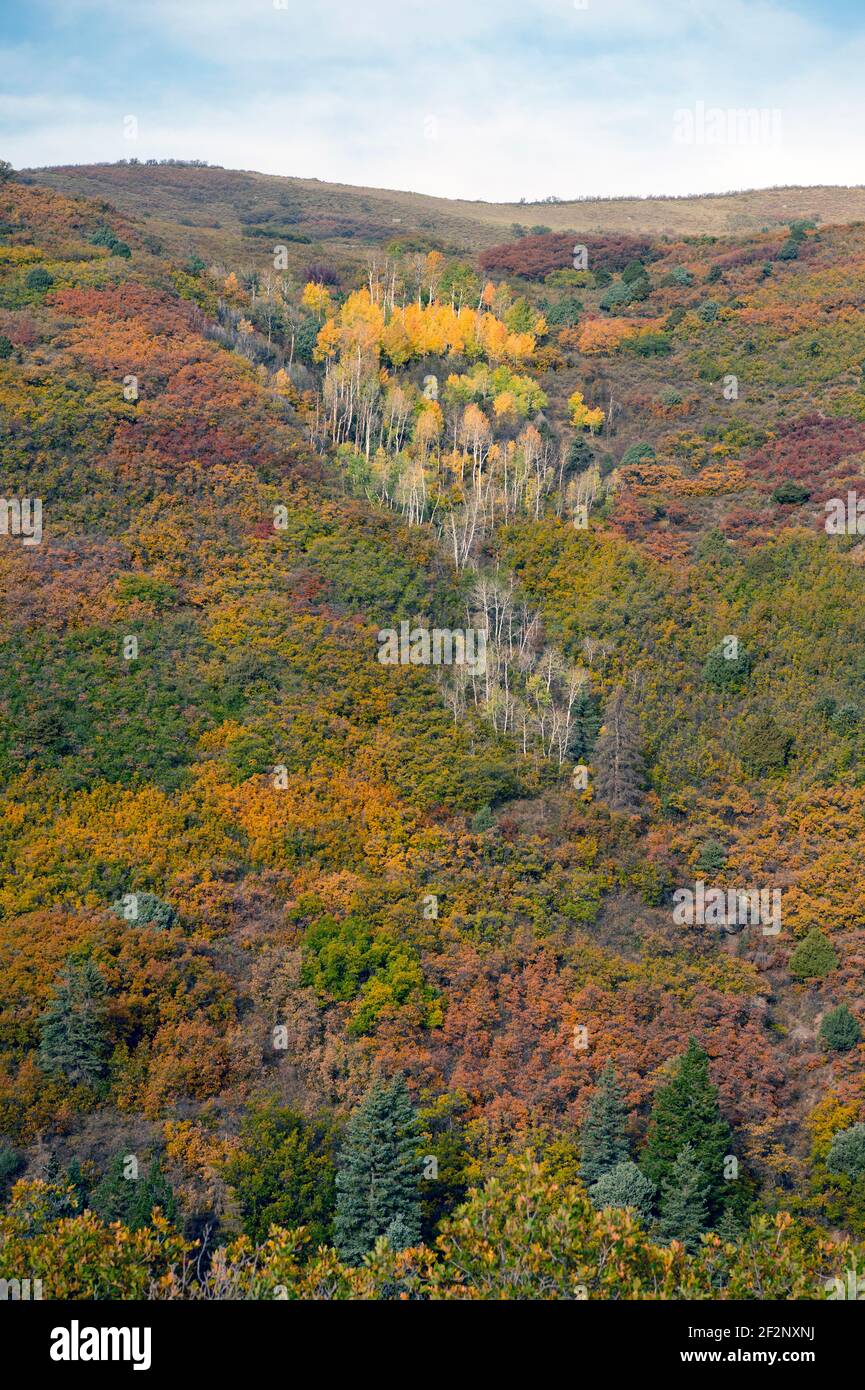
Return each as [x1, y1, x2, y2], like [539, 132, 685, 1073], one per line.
[1, 0, 864, 202]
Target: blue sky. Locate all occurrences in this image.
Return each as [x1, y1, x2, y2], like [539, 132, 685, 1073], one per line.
[1, 0, 864, 200]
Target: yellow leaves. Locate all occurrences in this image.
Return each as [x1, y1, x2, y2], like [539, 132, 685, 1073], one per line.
[315, 287, 384, 364]
[568, 390, 605, 433]
[163, 1119, 238, 1176]
[425, 250, 445, 289]
[461, 401, 492, 451]
[313, 318, 341, 362]
[474, 314, 507, 362]
[317, 285, 533, 370]
[807, 1096, 860, 1160]
[493, 390, 518, 417]
[576, 318, 636, 354]
[415, 398, 444, 445]
[339, 287, 385, 344]
[301, 280, 332, 317]
[189, 755, 418, 877]
[617, 460, 747, 497]
[504, 330, 536, 362]
[381, 313, 413, 366]
[0, 780, 207, 919]
[0, 244, 44, 265]
[223, 271, 241, 299]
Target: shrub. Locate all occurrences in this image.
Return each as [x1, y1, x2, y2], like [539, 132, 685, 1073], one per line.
[90, 1155, 177, 1231]
[303, 261, 340, 286]
[545, 296, 583, 326]
[566, 437, 594, 473]
[788, 929, 838, 980]
[225, 1103, 337, 1246]
[696, 839, 727, 874]
[626, 332, 672, 357]
[26, 267, 53, 290]
[831, 704, 860, 735]
[703, 642, 752, 691]
[620, 442, 656, 466]
[819, 1005, 861, 1053]
[110, 891, 176, 929]
[600, 281, 631, 312]
[621, 259, 646, 284]
[589, 1161, 655, 1220]
[738, 712, 793, 774]
[771, 480, 811, 504]
[294, 317, 320, 363]
[826, 1124, 865, 1180]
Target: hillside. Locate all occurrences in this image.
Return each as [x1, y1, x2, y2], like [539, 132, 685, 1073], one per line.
[27, 160, 865, 254]
[1, 162, 865, 1299]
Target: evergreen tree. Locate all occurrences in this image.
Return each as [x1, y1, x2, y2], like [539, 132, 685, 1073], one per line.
[38, 957, 108, 1087]
[696, 838, 727, 874]
[702, 642, 752, 691]
[0, 1147, 22, 1201]
[110, 891, 176, 930]
[335, 1074, 421, 1263]
[641, 1039, 733, 1222]
[589, 1161, 654, 1220]
[593, 687, 644, 813]
[567, 687, 602, 762]
[789, 929, 838, 980]
[658, 1142, 710, 1250]
[826, 1123, 865, 1181]
[579, 1062, 630, 1186]
[819, 1003, 861, 1052]
[91, 1154, 177, 1230]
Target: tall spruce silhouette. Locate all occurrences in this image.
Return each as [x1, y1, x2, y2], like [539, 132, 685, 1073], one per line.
[579, 1061, 630, 1186]
[38, 957, 108, 1087]
[335, 1074, 421, 1263]
[641, 1039, 733, 1221]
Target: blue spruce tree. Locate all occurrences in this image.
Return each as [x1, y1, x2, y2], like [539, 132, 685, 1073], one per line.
[335, 1074, 421, 1263]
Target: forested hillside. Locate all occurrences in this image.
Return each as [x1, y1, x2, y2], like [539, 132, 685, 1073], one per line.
[1, 160, 865, 1299]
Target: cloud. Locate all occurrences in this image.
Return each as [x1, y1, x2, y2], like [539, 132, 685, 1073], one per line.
[2, 0, 864, 198]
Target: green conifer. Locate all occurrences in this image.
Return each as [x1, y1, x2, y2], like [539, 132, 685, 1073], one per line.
[38, 957, 108, 1087]
[334, 1074, 421, 1263]
[579, 1061, 630, 1186]
[641, 1039, 733, 1221]
[658, 1142, 710, 1250]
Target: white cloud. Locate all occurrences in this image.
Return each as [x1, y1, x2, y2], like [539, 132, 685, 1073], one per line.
[2, 0, 865, 198]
